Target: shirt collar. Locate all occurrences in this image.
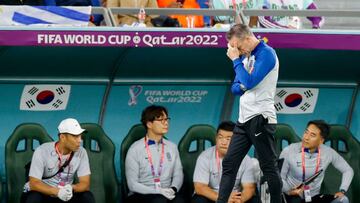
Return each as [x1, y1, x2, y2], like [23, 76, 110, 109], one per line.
[251, 40, 265, 55]
[303, 147, 319, 153]
[147, 138, 163, 145]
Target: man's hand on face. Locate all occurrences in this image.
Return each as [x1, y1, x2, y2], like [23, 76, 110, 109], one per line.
[227, 43, 240, 61]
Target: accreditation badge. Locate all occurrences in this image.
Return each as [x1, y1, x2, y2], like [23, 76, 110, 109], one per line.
[154, 177, 161, 190]
[304, 185, 312, 202]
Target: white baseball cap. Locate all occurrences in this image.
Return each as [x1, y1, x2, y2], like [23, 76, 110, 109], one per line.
[58, 118, 86, 135]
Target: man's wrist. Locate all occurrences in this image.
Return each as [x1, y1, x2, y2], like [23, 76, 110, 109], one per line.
[340, 189, 346, 194]
[289, 189, 300, 196]
[171, 186, 177, 193]
[72, 184, 77, 193]
[53, 187, 60, 196]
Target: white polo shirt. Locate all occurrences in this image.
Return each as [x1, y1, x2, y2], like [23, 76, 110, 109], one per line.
[193, 146, 257, 192]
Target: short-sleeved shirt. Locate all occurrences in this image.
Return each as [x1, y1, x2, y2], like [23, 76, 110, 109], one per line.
[26, 142, 90, 189]
[193, 146, 257, 192]
[212, 0, 262, 22]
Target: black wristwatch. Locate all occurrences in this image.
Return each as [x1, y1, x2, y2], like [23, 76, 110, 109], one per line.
[340, 189, 346, 194]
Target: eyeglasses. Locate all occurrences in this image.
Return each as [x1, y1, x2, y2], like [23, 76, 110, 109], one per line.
[153, 117, 171, 124]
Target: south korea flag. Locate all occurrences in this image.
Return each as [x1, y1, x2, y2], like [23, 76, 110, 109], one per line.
[274, 88, 319, 114]
[20, 85, 71, 111]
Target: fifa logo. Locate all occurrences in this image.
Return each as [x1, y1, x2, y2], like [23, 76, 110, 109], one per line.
[128, 85, 143, 106]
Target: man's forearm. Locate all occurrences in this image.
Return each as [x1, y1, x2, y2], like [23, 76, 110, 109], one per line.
[72, 182, 90, 193]
[29, 178, 59, 196]
[194, 184, 218, 201]
[128, 181, 159, 194]
[241, 191, 253, 202]
[240, 185, 256, 202]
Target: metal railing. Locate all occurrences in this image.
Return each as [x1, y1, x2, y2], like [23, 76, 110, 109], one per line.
[91, 7, 113, 26]
[106, 8, 360, 29]
[241, 9, 360, 28]
[0, 6, 359, 28]
[242, 9, 360, 17]
[107, 7, 238, 26]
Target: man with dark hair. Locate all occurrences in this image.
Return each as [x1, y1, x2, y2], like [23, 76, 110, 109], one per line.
[280, 120, 354, 203]
[193, 121, 259, 203]
[216, 121, 236, 134]
[217, 24, 281, 203]
[21, 118, 94, 203]
[125, 105, 184, 203]
[141, 105, 169, 128]
[307, 120, 330, 139]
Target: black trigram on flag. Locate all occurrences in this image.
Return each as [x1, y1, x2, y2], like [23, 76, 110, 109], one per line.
[25, 100, 36, 108]
[20, 85, 71, 111]
[275, 102, 284, 111]
[56, 87, 66, 95]
[28, 87, 39, 95]
[277, 90, 287, 98]
[274, 88, 319, 114]
[304, 90, 314, 98]
[52, 99, 64, 109]
[300, 102, 311, 112]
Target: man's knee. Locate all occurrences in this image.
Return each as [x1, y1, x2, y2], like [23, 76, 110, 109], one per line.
[332, 195, 349, 203]
[127, 193, 167, 203]
[192, 194, 214, 203]
[21, 191, 45, 203]
[72, 191, 95, 203]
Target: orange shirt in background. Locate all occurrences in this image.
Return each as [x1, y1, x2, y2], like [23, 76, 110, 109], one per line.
[157, 0, 175, 7]
[177, 0, 204, 28]
[157, 0, 204, 28]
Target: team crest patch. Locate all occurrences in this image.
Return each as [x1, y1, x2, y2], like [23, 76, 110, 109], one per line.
[47, 166, 55, 173]
[166, 152, 172, 161]
[51, 151, 57, 156]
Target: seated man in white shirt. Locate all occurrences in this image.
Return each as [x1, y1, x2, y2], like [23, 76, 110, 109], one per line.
[193, 121, 259, 203]
[280, 120, 354, 203]
[21, 118, 94, 203]
[125, 105, 184, 203]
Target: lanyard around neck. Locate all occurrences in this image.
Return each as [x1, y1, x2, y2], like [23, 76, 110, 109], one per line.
[144, 137, 165, 178]
[54, 142, 71, 182]
[216, 148, 221, 174]
[301, 145, 321, 182]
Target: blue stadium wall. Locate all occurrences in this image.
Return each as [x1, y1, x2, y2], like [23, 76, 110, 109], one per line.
[0, 83, 359, 183]
[1, 28, 360, 202]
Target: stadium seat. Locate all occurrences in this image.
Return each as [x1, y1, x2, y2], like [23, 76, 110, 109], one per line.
[120, 124, 147, 201]
[81, 123, 118, 203]
[5, 123, 53, 203]
[320, 125, 360, 203]
[178, 124, 217, 201]
[274, 124, 301, 155]
[259, 124, 300, 202]
[254, 123, 300, 161]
